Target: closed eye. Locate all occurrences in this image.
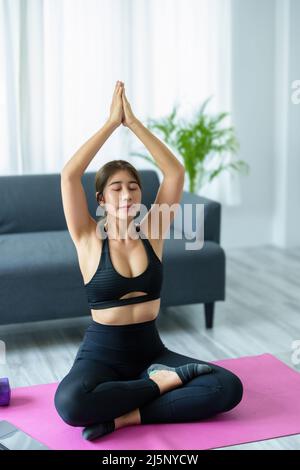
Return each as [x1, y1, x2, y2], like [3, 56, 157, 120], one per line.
[113, 187, 138, 191]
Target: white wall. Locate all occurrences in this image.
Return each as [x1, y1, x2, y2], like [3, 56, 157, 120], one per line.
[221, 0, 300, 249]
[272, 0, 300, 247]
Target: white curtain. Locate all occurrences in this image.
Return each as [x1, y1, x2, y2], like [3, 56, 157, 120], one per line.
[0, 0, 241, 205]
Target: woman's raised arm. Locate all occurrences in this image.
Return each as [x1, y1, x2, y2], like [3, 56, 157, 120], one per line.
[60, 81, 124, 245]
[62, 81, 124, 178]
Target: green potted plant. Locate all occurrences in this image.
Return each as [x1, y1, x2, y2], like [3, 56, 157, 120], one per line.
[129, 96, 250, 194]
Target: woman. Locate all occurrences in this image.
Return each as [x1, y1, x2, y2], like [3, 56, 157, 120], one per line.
[54, 81, 243, 441]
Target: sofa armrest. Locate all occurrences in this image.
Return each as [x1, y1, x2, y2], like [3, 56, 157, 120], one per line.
[172, 191, 221, 244]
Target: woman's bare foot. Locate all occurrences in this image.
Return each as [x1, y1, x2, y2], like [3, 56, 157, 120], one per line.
[148, 369, 183, 394]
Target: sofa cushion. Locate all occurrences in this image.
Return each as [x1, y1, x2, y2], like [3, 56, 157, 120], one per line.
[161, 227, 225, 306]
[0, 230, 89, 323]
[0, 171, 160, 235]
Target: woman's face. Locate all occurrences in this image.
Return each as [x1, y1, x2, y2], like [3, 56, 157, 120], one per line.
[99, 170, 141, 221]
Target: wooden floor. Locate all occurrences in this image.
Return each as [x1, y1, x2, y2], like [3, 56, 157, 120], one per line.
[1, 244, 300, 450]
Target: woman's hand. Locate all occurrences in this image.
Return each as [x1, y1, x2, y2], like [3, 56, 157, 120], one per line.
[108, 81, 124, 127]
[121, 85, 138, 128]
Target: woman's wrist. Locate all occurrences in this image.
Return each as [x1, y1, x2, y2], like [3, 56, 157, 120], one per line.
[105, 119, 120, 131]
[128, 118, 141, 131]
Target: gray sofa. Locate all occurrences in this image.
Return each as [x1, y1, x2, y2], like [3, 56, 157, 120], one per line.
[0, 170, 225, 328]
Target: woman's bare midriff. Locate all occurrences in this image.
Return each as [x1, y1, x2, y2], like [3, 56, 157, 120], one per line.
[76, 222, 164, 326]
[90, 298, 161, 326]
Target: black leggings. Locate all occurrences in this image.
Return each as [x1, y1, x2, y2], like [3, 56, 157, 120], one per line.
[54, 318, 243, 427]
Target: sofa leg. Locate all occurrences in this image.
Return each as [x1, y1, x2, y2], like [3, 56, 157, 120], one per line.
[204, 303, 214, 329]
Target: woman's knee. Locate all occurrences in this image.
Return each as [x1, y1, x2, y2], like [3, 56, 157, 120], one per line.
[217, 370, 244, 412]
[54, 380, 87, 427]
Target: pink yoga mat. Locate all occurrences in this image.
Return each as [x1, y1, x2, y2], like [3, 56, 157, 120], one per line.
[1, 353, 300, 450]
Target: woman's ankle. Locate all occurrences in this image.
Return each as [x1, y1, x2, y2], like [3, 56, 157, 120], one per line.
[114, 408, 141, 429]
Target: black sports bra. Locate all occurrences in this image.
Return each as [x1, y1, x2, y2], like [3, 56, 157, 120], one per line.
[83, 223, 163, 310]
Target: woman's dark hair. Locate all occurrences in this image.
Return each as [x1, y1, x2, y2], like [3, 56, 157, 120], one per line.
[95, 159, 142, 225]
